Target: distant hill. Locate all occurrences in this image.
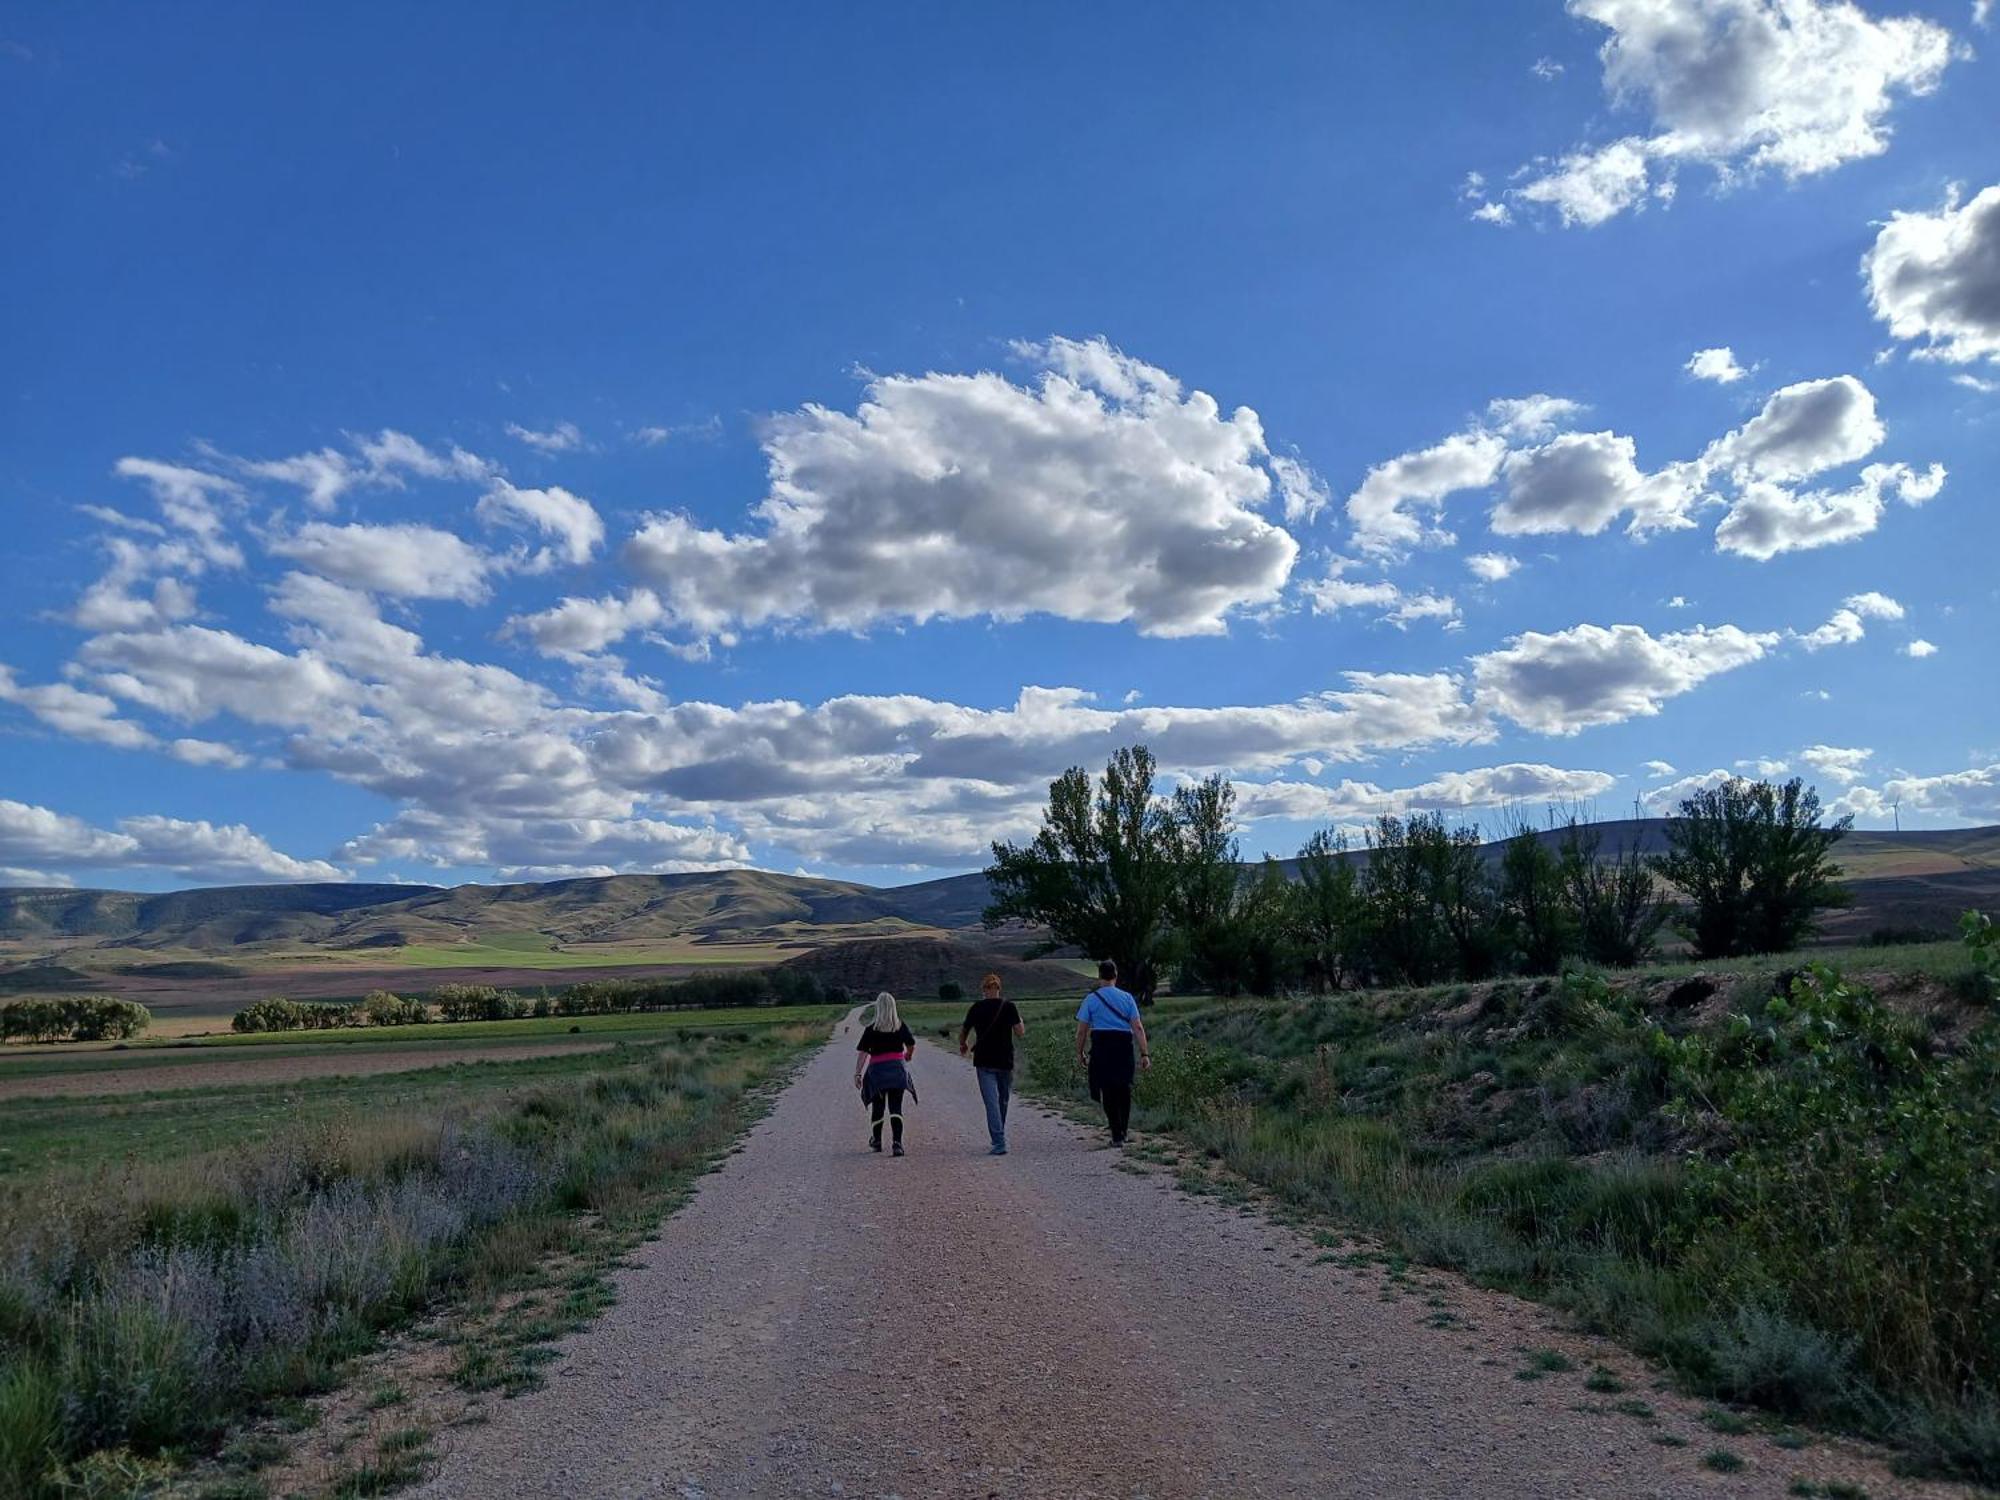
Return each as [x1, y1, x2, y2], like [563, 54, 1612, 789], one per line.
[2, 822, 1994, 958]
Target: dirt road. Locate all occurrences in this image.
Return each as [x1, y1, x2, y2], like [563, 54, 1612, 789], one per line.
[410, 1017, 1959, 1500]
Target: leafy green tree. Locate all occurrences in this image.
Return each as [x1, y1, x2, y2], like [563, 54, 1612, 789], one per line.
[984, 745, 1175, 990]
[1293, 828, 1362, 991]
[1559, 817, 1670, 967]
[1162, 774, 1248, 993]
[1498, 818, 1575, 975]
[1654, 777, 1851, 958]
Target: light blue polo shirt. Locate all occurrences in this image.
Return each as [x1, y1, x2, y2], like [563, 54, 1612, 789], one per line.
[1076, 985, 1140, 1032]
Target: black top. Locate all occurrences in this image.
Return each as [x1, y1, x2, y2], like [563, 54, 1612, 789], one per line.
[960, 997, 1022, 1070]
[856, 1023, 914, 1058]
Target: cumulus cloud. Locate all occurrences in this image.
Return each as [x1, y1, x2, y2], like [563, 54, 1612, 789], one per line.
[1864, 183, 2000, 364]
[1643, 758, 1678, 776]
[1494, 430, 1699, 536]
[112, 458, 244, 566]
[1300, 571, 1460, 630]
[623, 337, 1301, 640]
[1714, 460, 1945, 559]
[1465, 552, 1520, 581]
[1346, 431, 1511, 552]
[271, 522, 495, 601]
[1701, 375, 1885, 481]
[1686, 346, 1750, 383]
[1905, 638, 1938, 657]
[1472, 622, 1779, 733]
[507, 590, 666, 659]
[475, 481, 604, 568]
[1793, 590, 1905, 649]
[0, 799, 342, 883]
[1231, 763, 1619, 825]
[1799, 743, 1872, 783]
[1487, 0, 1957, 227]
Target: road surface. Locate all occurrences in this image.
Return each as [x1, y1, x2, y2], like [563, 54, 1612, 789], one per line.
[409, 1014, 1957, 1499]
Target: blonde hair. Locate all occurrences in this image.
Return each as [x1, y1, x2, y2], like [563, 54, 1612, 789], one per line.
[872, 992, 900, 1032]
[982, 973, 1003, 993]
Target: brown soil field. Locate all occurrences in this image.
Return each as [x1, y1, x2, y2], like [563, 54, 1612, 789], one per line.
[0, 1039, 615, 1100]
[41, 961, 733, 1020]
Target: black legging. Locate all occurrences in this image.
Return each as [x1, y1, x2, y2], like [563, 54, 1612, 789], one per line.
[870, 1090, 905, 1145]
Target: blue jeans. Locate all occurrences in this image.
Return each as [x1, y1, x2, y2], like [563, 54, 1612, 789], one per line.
[976, 1066, 1013, 1148]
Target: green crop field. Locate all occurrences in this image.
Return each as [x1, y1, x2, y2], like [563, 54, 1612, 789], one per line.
[387, 937, 799, 968]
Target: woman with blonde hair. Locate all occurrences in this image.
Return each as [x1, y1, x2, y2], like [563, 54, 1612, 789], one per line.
[853, 991, 916, 1156]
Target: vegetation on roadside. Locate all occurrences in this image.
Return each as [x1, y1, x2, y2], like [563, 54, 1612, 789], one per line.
[988, 744, 1854, 1000]
[1017, 916, 2000, 1483]
[0, 997, 150, 1044]
[0, 1027, 812, 1498]
[228, 968, 850, 1034]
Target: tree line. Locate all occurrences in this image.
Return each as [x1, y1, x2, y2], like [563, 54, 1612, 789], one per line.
[984, 746, 1852, 999]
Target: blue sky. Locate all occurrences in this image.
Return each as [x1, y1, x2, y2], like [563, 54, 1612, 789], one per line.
[3, 0, 1997, 892]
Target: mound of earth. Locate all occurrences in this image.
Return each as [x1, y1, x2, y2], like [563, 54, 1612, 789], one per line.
[781, 935, 1080, 1000]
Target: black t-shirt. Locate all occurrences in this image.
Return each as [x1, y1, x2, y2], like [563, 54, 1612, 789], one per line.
[856, 1023, 914, 1060]
[960, 997, 1021, 1070]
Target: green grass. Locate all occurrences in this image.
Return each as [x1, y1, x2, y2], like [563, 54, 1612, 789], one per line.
[388, 938, 793, 968]
[0, 1021, 816, 1498]
[0, 1024, 823, 1180]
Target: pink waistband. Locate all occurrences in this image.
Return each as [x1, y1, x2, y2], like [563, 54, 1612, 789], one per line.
[868, 1052, 906, 1063]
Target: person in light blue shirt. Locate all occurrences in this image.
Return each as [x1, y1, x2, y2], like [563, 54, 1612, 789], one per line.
[1074, 959, 1151, 1146]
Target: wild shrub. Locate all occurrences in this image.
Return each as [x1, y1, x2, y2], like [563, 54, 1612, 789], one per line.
[1962, 910, 1998, 1003]
[1654, 965, 2000, 1414]
[937, 980, 964, 1002]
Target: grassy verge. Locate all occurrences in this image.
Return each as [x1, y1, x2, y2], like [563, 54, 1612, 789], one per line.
[0, 1022, 817, 1498]
[1015, 963, 1998, 1485]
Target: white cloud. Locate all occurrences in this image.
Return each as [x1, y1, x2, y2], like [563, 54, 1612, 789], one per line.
[1904, 638, 1938, 657]
[0, 799, 342, 883]
[1465, 552, 1520, 581]
[112, 458, 244, 566]
[1231, 763, 1618, 824]
[1793, 590, 1904, 649]
[0, 665, 157, 750]
[1472, 621, 1779, 733]
[1714, 460, 1945, 559]
[1864, 183, 2000, 365]
[1643, 758, 1678, 776]
[474, 481, 604, 568]
[1491, 0, 1957, 228]
[1641, 767, 1736, 810]
[1701, 375, 1885, 481]
[1953, 373, 2000, 393]
[508, 589, 667, 659]
[506, 421, 585, 454]
[1494, 429, 1695, 536]
[1532, 56, 1568, 79]
[1738, 756, 1791, 775]
[1346, 431, 1509, 552]
[1488, 394, 1589, 440]
[1799, 743, 1872, 784]
[1977, 0, 1993, 28]
[241, 448, 360, 511]
[623, 336, 1301, 640]
[1345, 372, 1929, 560]
[271, 522, 494, 601]
[1686, 346, 1749, 383]
[1301, 568, 1460, 630]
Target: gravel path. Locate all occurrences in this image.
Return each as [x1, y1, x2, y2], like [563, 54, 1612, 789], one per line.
[410, 1016, 1966, 1500]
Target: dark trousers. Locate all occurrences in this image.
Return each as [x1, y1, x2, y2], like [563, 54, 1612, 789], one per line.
[1101, 1084, 1133, 1140]
[869, 1090, 905, 1144]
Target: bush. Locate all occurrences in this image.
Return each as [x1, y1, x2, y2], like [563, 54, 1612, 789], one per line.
[228, 998, 357, 1033]
[0, 997, 152, 1044]
[938, 980, 965, 1002]
[1963, 910, 1998, 1003]
[1655, 965, 2000, 1413]
[361, 990, 429, 1027]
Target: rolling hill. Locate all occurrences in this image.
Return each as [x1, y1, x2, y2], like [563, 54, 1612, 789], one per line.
[2, 822, 1994, 961]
